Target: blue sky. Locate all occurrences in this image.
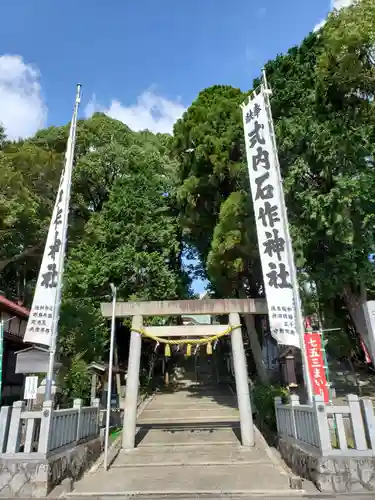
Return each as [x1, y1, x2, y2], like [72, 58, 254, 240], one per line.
[0, 0, 352, 293]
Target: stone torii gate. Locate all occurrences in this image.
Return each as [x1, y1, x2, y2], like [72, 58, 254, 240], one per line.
[100, 298, 267, 450]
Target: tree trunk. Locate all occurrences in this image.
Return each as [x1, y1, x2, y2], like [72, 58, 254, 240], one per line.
[347, 356, 362, 397]
[243, 314, 270, 385]
[342, 285, 370, 352]
[238, 282, 269, 384]
[0, 245, 42, 272]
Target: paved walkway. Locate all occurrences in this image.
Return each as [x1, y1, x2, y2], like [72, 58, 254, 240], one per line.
[69, 382, 303, 498]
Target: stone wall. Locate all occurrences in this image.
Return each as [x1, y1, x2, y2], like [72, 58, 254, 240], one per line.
[278, 436, 375, 493]
[0, 436, 102, 497]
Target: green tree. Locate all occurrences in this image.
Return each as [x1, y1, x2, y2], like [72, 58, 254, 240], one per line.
[0, 142, 64, 301]
[174, 14, 375, 380]
[58, 125, 190, 398]
[264, 24, 375, 348]
[314, 0, 375, 347]
[317, 0, 375, 100]
[174, 86, 269, 382]
[0, 113, 190, 399]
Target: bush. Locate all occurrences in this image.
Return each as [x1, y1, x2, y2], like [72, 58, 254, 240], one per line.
[251, 383, 288, 432]
[59, 352, 91, 404]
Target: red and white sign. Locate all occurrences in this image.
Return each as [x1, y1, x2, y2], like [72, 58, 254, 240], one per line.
[361, 339, 371, 364]
[304, 317, 312, 330]
[304, 332, 329, 403]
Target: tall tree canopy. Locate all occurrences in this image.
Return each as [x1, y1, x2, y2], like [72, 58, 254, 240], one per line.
[266, 4, 375, 347]
[1, 0, 374, 395]
[174, 0, 375, 378]
[0, 113, 191, 398]
[174, 86, 268, 381]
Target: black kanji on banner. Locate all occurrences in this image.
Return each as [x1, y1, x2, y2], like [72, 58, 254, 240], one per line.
[41, 263, 58, 288]
[258, 201, 280, 228]
[254, 172, 274, 200]
[266, 263, 292, 289]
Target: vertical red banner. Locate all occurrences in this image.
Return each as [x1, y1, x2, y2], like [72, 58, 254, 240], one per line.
[304, 332, 329, 403]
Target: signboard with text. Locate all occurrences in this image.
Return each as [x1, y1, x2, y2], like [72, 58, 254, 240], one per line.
[304, 332, 329, 403]
[242, 89, 299, 347]
[24, 376, 38, 400]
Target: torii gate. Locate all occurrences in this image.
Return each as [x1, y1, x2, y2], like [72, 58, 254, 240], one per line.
[100, 298, 267, 449]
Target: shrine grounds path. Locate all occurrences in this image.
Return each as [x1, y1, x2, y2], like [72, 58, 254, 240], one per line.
[64, 380, 318, 498]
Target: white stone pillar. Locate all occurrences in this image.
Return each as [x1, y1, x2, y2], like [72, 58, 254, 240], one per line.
[0, 406, 11, 453]
[73, 398, 83, 442]
[38, 400, 54, 454]
[229, 312, 254, 447]
[90, 372, 97, 405]
[122, 315, 143, 450]
[6, 401, 24, 453]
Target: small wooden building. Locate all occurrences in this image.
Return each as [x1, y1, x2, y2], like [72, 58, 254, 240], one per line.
[0, 295, 30, 405]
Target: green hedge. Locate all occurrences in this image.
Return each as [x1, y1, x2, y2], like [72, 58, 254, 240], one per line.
[251, 383, 288, 432]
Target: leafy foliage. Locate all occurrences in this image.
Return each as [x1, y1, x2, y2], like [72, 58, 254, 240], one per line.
[317, 0, 375, 100]
[173, 86, 270, 381]
[0, 113, 190, 400]
[265, 31, 375, 301]
[2, 2, 375, 398]
[0, 143, 64, 301]
[59, 352, 92, 402]
[252, 383, 288, 432]
[174, 2, 375, 380]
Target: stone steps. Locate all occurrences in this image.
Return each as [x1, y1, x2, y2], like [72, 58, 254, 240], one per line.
[114, 443, 272, 467]
[135, 427, 240, 447]
[148, 401, 238, 409]
[64, 496, 340, 500]
[69, 385, 302, 498]
[138, 416, 240, 425]
[70, 463, 295, 496]
[141, 407, 239, 415]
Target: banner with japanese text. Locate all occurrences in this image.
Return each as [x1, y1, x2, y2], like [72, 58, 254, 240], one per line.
[304, 332, 329, 403]
[241, 89, 299, 347]
[23, 166, 68, 346]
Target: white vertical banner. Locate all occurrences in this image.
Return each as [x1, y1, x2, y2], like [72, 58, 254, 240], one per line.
[241, 88, 299, 348]
[362, 300, 375, 365]
[23, 165, 69, 346]
[24, 85, 81, 347]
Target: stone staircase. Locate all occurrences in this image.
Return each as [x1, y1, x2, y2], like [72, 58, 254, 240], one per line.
[66, 382, 305, 498]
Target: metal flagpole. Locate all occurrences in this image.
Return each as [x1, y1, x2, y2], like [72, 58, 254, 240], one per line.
[261, 68, 313, 404]
[45, 84, 82, 401]
[104, 283, 117, 471]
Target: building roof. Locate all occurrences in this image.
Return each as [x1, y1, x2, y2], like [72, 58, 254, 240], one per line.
[14, 345, 48, 355]
[182, 314, 211, 325]
[0, 295, 30, 318]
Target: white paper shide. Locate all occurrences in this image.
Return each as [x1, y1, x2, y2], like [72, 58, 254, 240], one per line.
[241, 89, 299, 347]
[23, 167, 68, 346]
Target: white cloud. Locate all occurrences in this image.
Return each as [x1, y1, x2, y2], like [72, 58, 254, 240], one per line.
[0, 55, 47, 140]
[332, 0, 355, 9]
[85, 90, 186, 134]
[313, 19, 327, 32]
[313, 0, 355, 32]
